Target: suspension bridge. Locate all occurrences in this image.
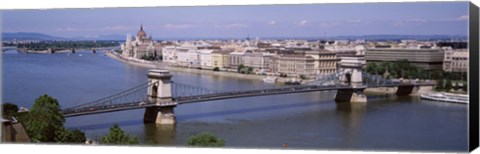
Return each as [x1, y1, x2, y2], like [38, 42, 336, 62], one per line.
[1, 46, 17, 52]
[61, 56, 435, 124]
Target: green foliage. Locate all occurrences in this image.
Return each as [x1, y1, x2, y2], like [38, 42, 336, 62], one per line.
[2, 103, 19, 118]
[430, 70, 444, 81]
[187, 132, 225, 147]
[101, 124, 139, 145]
[114, 49, 123, 54]
[237, 64, 245, 73]
[17, 41, 120, 51]
[55, 128, 86, 143]
[213, 67, 220, 71]
[279, 73, 288, 78]
[435, 79, 444, 91]
[22, 94, 86, 143]
[365, 63, 378, 75]
[246, 67, 254, 74]
[25, 94, 65, 142]
[445, 80, 453, 91]
[299, 74, 307, 80]
[140, 55, 162, 61]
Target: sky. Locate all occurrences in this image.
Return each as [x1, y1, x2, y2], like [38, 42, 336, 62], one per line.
[1, 2, 470, 39]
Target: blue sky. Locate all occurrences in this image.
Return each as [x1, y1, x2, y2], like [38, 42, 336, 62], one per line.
[1, 2, 469, 38]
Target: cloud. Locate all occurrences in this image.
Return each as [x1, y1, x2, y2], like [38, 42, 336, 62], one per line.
[393, 18, 429, 26]
[267, 20, 276, 25]
[318, 22, 340, 28]
[162, 24, 193, 29]
[345, 19, 363, 24]
[445, 15, 469, 21]
[297, 20, 308, 26]
[214, 23, 248, 28]
[102, 25, 132, 31]
[55, 27, 78, 32]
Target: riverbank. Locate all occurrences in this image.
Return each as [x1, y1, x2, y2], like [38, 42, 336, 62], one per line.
[105, 52, 266, 81]
[18, 46, 119, 54]
[105, 51, 433, 95]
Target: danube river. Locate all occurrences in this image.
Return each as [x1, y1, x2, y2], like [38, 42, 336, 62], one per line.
[2, 50, 468, 152]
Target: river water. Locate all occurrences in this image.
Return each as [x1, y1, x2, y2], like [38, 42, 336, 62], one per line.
[2, 50, 468, 152]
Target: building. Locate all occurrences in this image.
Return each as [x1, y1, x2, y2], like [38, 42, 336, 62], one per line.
[275, 55, 316, 78]
[228, 51, 245, 69]
[443, 49, 468, 73]
[198, 49, 214, 69]
[262, 53, 277, 74]
[365, 48, 445, 71]
[175, 48, 190, 66]
[186, 49, 200, 68]
[211, 50, 231, 69]
[242, 51, 264, 72]
[305, 50, 338, 77]
[162, 46, 177, 64]
[121, 25, 162, 59]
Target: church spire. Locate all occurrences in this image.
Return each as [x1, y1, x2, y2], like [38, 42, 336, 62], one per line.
[140, 24, 143, 31]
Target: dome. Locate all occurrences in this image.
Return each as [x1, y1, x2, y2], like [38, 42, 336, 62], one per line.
[136, 25, 147, 39]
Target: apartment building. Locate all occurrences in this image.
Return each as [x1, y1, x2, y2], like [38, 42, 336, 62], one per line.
[211, 50, 231, 69]
[276, 55, 316, 78]
[365, 48, 445, 71]
[305, 50, 338, 76]
[443, 49, 468, 73]
[199, 49, 214, 69]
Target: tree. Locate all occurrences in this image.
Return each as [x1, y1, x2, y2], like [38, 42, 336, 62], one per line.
[445, 80, 453, 91]
[25, 94, 65, 142]
[187, 132, 225, 147]
[462, 82, 468, 92]
[101, 124, 139, 145]
[55, 128, 86, 143]
[436, 79, 444, 91]
[213, 67, 220, 71]
[376, 64, 386, 75]
[299, 74, 307, 80]
[2, 103, 19, 118]
[247, 67, 254, 74]
[431, 70, 444, 81]
[237, 64, 245, 73]
[365, 63, 378, 75]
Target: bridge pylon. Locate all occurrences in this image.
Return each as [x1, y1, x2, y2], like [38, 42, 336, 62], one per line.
[144, 69, 176, 125]
[335, 56, 367, 103]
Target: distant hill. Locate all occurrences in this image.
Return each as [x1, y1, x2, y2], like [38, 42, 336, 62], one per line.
[2, 32, 125, 41]
[156, 35, 467, 41]
[2, 32, 467, 41]
[71, 34, 125, 41]
[330, 34, 467, 41]
[2, 32, 66, 41]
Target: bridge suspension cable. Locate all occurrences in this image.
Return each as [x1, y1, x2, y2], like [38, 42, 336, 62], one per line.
[63, 80, 156, 112]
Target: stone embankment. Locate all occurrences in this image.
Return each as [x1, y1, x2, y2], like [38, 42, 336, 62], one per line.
[106, 51, 433, 95]
[105, 52, 266, 81]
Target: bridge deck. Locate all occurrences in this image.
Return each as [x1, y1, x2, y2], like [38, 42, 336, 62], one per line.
[62, 83, 434, 117]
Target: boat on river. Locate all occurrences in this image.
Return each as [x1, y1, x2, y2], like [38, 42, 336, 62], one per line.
[420, 92, 469, 104]
[262, 76, 277, 83]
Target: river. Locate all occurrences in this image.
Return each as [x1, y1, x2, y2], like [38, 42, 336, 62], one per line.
[2, 50, 468, 152]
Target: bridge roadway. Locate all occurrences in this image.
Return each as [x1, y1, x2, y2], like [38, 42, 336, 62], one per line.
[2, 46, 17, 52]
[62, 82, 434, 117]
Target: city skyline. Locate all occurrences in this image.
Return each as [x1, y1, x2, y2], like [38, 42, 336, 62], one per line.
[2, 2, 469, 39]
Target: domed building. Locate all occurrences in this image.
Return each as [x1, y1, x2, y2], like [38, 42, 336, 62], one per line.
[121, 25, 162, 59]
